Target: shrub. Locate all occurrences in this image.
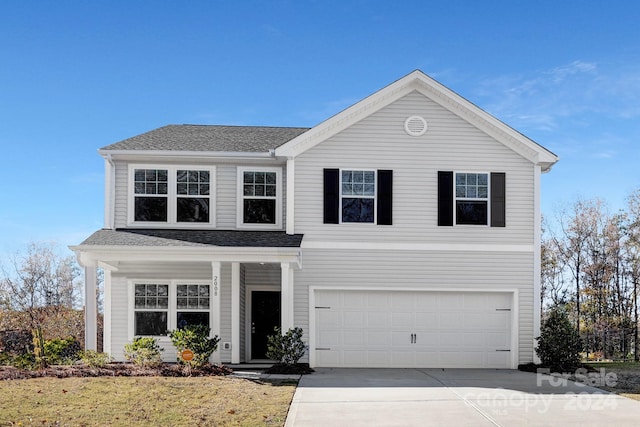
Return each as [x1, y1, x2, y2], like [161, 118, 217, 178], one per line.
[266, 327, 306, 366]
[78, 350, 111, 368]
[0, 351, 35, 369]
[169, 324, 219, 368]
[536, 306, 582, 372]
[124, 337, 164, 367]
[44, 337, 82, 365]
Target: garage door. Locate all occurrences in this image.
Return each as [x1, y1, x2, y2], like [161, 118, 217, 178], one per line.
[314, 290, 513, 368]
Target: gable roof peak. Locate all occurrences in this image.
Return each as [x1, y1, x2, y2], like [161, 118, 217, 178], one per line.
[275, 70, 558, 171]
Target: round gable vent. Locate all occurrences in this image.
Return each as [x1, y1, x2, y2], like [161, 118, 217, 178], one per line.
[404, 115, 428, 137]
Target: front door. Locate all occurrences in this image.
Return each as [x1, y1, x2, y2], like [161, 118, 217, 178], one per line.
[251, 291, 281, 360]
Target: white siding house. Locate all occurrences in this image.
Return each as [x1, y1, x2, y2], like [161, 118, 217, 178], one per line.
[72, 70, 558, 368]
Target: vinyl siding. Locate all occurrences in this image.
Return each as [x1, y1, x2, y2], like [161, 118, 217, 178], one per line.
[294, 91, 535, 245]
[294, 248, 535, 364]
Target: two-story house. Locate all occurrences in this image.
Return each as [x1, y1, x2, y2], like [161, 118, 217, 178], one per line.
[72, 70, 558, 368]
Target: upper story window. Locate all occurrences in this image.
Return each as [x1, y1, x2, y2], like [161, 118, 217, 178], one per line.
[129, 165, 215, 227]
[455, 172, 488, 225]
[323, 169, 392, 225]
[237, 166, 282, 228]
[438, 171, 505, 227]
[341, 170, 376, 223]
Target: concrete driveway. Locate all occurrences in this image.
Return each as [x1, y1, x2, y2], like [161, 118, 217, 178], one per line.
[285, 368, 640, 426]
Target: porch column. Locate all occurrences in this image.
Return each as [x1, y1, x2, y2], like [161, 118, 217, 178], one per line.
[280, 262, 294, 331]
[211, 261, 221, 364]
[231, 262, 240, 364]
[84, 262, 97, 351]
[103, 268, 112, 355]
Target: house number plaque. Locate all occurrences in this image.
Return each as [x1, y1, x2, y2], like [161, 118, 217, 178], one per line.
[213, 275, 218, 296]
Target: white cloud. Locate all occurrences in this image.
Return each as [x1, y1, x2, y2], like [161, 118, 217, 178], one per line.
[474, 59, 640, 133]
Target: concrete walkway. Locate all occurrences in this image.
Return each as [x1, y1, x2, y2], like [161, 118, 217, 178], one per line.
[285, 368, 640, 426]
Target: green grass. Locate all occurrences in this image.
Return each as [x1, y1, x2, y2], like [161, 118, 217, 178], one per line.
[0, 376, 297, 426]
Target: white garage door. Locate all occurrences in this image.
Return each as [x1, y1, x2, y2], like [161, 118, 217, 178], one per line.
[314, 290, 513, 368]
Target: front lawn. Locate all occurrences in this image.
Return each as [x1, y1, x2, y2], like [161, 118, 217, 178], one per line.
[585, 361, 640, 401]
[0, 376, 297, 426]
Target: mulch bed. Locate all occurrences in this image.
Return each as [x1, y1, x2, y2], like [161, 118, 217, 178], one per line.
[0, 363, 232, 380]
[265, 363, 314, 375]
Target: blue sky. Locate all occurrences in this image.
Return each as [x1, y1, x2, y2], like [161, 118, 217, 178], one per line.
[1, 1, 639, 257]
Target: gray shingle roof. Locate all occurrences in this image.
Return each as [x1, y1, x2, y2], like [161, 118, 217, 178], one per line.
[79, 229, 303, 248]
[101, 125, 310, 152]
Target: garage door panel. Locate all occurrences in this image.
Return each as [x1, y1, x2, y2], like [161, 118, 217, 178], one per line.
[315, 290, 512, 368]
[414, 312, 438, 326]
[344, 311, 365, 327]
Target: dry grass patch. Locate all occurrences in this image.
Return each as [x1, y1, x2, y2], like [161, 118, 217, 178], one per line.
[586, 361, 640, 401]
[0, 375, 296, 426]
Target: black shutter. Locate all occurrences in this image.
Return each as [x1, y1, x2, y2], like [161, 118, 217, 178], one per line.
[438, 171, 454, 226]
[323, 169, 339, 224]
[377, 170, 393, 225]
[490, 172, 506, 227]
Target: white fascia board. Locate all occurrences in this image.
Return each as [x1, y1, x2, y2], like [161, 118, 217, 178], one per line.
[98, 149, 275, 161]
[301, 240, 534, 253]
[71, 245, 302, 266]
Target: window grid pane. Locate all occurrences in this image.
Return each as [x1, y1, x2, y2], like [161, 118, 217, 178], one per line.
[456, 173, 488, 200]
[176, 284, 210, 310]
[341, 169, 375, 196]
[134, 169, 168, 194]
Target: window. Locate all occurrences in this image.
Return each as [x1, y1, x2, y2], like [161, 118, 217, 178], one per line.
[131, 281, 211, 337]
[455, 173, 488, 225]
[323, 169, 393, 225]
[176, 170, 210, 223]
[176, 284, 210, 329]
[237, 167, 281, 228]
[438, 171, 506, 227]
[341, 170, 376, 223]
[134, 169, 168, 222]
[130, 166, 214, 226]
[134, 284, 169, 336]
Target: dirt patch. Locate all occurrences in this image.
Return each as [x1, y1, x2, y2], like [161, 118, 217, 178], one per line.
[0, 363, 232, 380]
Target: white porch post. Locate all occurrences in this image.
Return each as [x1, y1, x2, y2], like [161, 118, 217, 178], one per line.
[84, 262, 97, 351]
[211, 261, 221, 364]
[102, 268, 112, 355]
[231, 262, 240, 364]
[280, 262, 294, 331]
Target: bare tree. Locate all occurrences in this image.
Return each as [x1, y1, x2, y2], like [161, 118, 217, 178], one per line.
[0, 242, 82, 366]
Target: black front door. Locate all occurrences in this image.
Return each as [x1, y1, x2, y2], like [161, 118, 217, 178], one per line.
[251, 291, 281, 360]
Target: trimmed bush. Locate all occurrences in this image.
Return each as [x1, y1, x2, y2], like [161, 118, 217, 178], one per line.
[43, 337, 82, 365]
[78, 350, 111, 368]
[536, 306, 582, 372]
[169, 324, 219, 368]
[124, 337, 164, 367]
[266, 327, 306, 366]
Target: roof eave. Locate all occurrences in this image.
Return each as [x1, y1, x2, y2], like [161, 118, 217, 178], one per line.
[99, 149, 275, 160]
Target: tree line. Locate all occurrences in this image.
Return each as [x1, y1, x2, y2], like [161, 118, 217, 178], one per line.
[542, 189, 640, 360]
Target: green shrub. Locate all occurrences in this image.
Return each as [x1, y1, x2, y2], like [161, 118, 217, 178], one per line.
[266, 327, 306, 366]
[78, 350, 111, 368]
[169, 324, 219, 368]
[44, 337, 82, 365]
[124, 337, 164, 367]
[536, 306, 582, 372]
[0, 351, 35, 369]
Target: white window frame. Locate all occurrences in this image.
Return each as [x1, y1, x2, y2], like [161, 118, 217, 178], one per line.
[454, 171, 490, 226]
[339, 168, 377, 224]
[128, 164, 216, 228]
[236, 166, 282, 229]
[128, 280, 213, 341]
